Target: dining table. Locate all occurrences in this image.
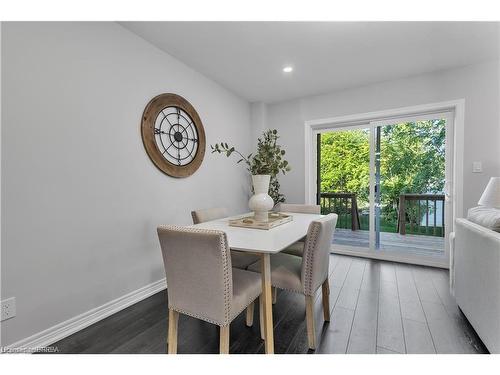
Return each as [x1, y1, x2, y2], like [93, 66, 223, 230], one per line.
[191, 211, 323, 354]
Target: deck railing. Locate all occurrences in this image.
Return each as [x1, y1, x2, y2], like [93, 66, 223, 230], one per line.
[397, 193, 445, 237]
[319, 192, 360, 230]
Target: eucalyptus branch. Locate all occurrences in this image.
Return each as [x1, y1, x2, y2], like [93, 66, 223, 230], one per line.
[210, 143, 253, 170]
[210, 129, 291, 203]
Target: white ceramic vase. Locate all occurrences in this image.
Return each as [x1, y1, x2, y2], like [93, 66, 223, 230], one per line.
[248, 174, 274, 222]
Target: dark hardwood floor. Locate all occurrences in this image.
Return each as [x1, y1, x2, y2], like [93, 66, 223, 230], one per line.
[47, 254, 488, 354]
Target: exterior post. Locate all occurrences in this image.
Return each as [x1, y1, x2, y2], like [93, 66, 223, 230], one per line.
[399, 194, 406, 235]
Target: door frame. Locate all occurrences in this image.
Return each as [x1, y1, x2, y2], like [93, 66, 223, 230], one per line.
[304, 100, 465, 268]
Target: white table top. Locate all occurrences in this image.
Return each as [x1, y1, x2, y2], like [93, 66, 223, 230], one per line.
[191, 212, 322, 254]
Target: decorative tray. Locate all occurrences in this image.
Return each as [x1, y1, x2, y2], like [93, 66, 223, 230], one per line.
[228, 212, 293, 230]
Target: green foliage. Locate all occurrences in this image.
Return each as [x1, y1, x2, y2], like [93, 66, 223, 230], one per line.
[320, 120, 445, 225]
[211, 129, 291, 204]
[379, 120, 445, 221]
[320, 130, 370, 203]
[251, 130, 291, 177]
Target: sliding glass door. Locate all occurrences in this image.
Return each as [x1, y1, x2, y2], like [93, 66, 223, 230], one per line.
[317, 112, 453, 264]
[318, 125, 371, 251]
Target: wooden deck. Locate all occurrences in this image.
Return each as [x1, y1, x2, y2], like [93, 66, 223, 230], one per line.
[333, 229, 445, 257]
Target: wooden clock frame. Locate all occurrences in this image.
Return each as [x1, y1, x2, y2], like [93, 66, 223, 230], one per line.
[141, 93, 206, 178]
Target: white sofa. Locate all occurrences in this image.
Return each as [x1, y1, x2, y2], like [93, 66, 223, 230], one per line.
[454, 218, 500, 353]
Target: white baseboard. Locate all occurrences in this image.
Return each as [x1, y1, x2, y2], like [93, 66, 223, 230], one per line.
[6, 278, 167, 352]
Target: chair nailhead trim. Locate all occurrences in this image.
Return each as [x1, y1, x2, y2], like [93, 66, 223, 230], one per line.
[159, 225, 232, 326]
[220, 232, 231, 326]
[303, 222, 321, 296]
[170, 306, 225, 326]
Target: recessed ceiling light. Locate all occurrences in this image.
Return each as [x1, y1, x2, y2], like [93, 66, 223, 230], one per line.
[283, 66, 293, 73]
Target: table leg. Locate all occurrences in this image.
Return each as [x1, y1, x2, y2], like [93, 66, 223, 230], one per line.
[260, 253, 274, 354]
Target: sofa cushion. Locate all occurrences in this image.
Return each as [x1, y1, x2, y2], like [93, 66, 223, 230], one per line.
[467, 206, 500, 232]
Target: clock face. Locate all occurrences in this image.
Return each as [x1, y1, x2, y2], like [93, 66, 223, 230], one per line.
[141, 94, 206, 178]
[154, 106, 199, 166]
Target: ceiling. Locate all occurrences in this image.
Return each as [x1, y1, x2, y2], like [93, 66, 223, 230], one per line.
[120, 22, 499, 103]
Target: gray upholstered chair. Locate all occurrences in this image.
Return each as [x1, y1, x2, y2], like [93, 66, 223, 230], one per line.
[248, 214, 338, 350]
[277, 203, 321, 258]
[276, 203, 321, 215]
[191, 207, 229, 224]
[191, 207, 260, 269]
[157, 225, 262, 354]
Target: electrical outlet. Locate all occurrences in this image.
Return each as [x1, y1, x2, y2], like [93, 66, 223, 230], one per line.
[1, 297, 16, 321]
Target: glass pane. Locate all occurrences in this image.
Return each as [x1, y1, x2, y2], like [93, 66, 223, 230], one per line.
[319, 127, 370, 251]
[376, 119, 446, 258]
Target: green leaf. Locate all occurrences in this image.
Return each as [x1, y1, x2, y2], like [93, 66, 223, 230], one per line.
[210, 129, 290, 203]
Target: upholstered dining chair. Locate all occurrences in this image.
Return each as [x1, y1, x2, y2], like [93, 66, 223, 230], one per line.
[248, 214, 338, 350]
[276, 203, 321, 215]
[270, 203, 322, 304]
[191, 207, 228, 224]
[157, 225, 262, 354]
[191, 207, 260, 269]
[277, 203, 321, 258]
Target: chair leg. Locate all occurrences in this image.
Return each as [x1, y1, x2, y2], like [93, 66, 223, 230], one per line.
[272, 287, 277, 304]
[246, 300, 255, 327]
[322, 279, 331, 322]
[220, 325, 230, 354]
[259, 295, 265, 340]
[305, 295, 316, 350]
[167, 308, 179, 354]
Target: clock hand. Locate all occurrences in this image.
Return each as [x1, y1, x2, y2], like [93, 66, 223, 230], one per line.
[154, 128, 169, 135]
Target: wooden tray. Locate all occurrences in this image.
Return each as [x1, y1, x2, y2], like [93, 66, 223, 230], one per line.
[228, 212, 293, 230]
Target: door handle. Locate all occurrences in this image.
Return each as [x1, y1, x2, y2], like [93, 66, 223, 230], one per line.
[444, 181, 452, 201]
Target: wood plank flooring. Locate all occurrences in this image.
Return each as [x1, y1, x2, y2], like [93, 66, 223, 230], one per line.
[334, 229, 445, 257]
[46, 254, 487, 354]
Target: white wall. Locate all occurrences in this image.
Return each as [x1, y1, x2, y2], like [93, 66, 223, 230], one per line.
[0, 22, 252, 346]
[265, 60, 500, 215]
[250, 102, 267, 147]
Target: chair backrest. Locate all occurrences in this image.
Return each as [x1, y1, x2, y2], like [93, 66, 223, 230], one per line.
[277, 203, 321, 214]
[157, 225, 233, 326]
[191, 207, 229, 224]
[301, 214, 338, 296]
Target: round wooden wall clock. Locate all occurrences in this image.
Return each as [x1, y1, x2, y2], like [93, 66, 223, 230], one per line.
[141, 93, 206, 178]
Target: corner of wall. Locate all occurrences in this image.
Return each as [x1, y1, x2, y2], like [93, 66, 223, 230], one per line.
[250, 102, 268, 144]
